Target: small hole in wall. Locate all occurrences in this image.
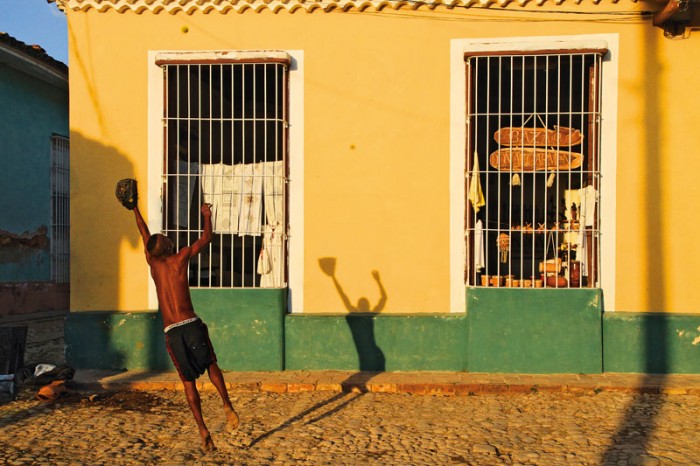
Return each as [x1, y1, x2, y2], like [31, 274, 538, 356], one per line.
[181, 26, 189, 34]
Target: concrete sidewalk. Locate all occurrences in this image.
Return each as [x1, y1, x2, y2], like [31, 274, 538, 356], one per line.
[71, 369, 700, 395]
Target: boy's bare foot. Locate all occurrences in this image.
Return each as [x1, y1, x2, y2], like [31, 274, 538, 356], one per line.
[225, 405, 240, 432]
[201, 433, 216, 452]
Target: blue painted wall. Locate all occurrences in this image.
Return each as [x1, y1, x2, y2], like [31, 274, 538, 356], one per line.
[0, 64, 68, 282]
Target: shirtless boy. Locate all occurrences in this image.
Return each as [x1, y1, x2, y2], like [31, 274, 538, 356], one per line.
[129, 200, 239, 451]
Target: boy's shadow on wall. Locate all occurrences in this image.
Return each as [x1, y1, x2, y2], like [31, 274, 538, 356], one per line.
[319, 257, 386, 372]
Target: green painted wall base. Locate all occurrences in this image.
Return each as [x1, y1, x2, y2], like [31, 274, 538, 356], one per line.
[467, 288, 603, 374]
[603, 312, 700, 373]
[65, 287, 700, 374]
[66, 289, 286, 371]
[65, 311, 171, 371]
[191, 289, 286, 371]
[284, 313, 467, 371]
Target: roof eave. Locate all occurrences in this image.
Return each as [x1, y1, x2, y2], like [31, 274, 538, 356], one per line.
[0, 44, 68, 89]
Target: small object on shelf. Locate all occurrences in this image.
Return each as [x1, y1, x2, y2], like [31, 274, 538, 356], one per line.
[481, 275, 490, 287]
[491, 275, 503, 287]
[546, 275, 568, 288]
[504, 275, 515, 287]
[498, 233, 510, 263]
[570, 261, 581, 287]
[539, 258, 562, 274]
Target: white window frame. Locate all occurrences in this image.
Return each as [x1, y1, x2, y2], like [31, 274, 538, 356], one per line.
[450, 34, 618, 313]
[147, 50, 305, 312]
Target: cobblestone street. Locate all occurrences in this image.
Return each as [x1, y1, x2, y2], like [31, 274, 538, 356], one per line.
[3, 386, 700, 465]
[3, 314, 700, 465]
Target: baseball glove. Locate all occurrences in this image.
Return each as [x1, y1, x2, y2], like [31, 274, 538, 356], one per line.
[115, 178, 138, 210]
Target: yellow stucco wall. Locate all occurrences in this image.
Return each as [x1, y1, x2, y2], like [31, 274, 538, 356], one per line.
[613, 25, 700, 313]
[67, 3, 700, 313]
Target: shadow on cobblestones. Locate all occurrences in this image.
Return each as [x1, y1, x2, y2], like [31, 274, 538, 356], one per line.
[0, 396, 53, 427]
[0, 385, 85, 426]
[601, 323, 669, 465]
[95, 391, 180, 412]
[249, 390, 364, 448]
[601, 387, 666, 465]
[248, 370, 381, 449]
[0, 385, 181, 431]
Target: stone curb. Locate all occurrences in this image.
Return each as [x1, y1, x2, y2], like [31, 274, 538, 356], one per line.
[70, 380, 700, 396]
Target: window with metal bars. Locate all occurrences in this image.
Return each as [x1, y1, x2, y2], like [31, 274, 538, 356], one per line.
[50, 134, 70, 284]
[160, 59, 288, 288]
[465, 51, 603, 289]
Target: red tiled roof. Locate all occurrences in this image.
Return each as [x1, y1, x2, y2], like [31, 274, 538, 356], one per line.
[48, 0, 640, 14]
[0, 32, 67, 76]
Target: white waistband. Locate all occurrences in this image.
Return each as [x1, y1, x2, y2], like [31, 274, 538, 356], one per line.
[164, 316, 200, 334]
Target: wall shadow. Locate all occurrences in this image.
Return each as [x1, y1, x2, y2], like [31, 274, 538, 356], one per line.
[66, 134, 130, 371]
[601, 26, 668, 465]
[319, 257, 386, 372]
[66, 133, 168, 373]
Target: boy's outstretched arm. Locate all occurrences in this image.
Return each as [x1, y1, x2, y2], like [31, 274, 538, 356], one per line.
[189, 204, 213, 257]
[133, 205, 151, 249]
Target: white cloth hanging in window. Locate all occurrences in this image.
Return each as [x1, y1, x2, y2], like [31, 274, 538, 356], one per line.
[258, 222, 284, 287]
[263, 160, 285, 226]
[237, 163, 263, 236]
[577, 185, 598, 276]
[201, 163, 242, 233]
[579, 185, 598, 227]
[563, 189, 581, 222]
[578, 221, 588, 276]
[202, 161, 283, 236]
[474, 219, 485, 270]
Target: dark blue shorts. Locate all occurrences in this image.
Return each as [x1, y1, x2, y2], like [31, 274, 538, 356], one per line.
[165, 319, 217, 382]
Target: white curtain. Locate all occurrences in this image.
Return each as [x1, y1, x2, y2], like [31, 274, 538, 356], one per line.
[201, 163, 242, 233]
[237, 163, 264, 236]
[263, 160, 285, 226]
[201, 161, 284, 237]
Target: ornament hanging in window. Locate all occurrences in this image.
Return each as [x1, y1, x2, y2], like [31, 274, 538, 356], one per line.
[498, 233, 510, 263]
